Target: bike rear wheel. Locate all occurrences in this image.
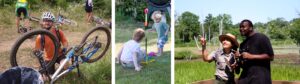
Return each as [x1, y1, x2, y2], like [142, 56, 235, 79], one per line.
[10, 29, 59, 73]
[80, 26, 111, 63]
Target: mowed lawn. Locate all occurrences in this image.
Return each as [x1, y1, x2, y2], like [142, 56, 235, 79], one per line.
[115, 21, 171, 84]
[175, 47, 300, 84]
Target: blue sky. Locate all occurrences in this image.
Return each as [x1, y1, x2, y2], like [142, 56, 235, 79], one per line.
[175, 0, 300, 24]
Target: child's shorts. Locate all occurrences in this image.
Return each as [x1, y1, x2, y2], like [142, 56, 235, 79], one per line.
[121, 61, 135, 68]
[157, 38, 167, 48]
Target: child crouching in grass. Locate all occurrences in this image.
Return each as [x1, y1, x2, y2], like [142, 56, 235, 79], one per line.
[149, 10, 169, 56]
[117, 28, 146, 71]
[200, 33, 239, 84]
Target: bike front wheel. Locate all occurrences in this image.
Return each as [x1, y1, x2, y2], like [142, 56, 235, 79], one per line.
[10, 29, 59, 73]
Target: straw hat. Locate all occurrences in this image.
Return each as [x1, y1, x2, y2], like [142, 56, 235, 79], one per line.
[219, 33, 239, 49]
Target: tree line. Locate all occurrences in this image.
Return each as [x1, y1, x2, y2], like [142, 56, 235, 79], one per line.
[175, 11, 300, 46]
[0, 0, 111, 18]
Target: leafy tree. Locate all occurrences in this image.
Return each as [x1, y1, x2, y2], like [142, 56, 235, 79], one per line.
[116, 0, 147, 21]
[267, 18, 289, 40]
[290, 18, 300, 45]
[176, 11, 200, 42]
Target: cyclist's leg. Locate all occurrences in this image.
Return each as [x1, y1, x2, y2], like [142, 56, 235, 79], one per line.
[23, 8, 30, 29]
[89, 8, 93, 23]
[16, 8, 22, 33]
[85, 6, 93, 23]
[57, 55, 69, 70]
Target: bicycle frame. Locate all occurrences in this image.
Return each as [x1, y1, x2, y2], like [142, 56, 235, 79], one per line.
[50, 37, 100, 83]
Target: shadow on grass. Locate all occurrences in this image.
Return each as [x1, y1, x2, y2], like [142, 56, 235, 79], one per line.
[115, 51, 171, 84]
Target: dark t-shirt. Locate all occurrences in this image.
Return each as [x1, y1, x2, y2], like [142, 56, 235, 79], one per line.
[238, 33, 274, 84]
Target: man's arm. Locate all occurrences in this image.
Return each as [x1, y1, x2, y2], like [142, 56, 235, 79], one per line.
[242, 53, 273, 60]
[201, 50, 213, 62]
[199, 37, 213, 62]
[59, 30, 68, 48]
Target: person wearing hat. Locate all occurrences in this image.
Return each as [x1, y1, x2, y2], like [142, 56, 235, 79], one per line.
[200, 33, 239, 84]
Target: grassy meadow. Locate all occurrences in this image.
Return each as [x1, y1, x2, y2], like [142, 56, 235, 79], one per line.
[175, 42, 300, 84]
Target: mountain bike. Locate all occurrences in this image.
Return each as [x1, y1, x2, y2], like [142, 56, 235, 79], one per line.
[92, 16, 111, 28]
[56, 13, 78, 26]
[10, 26, 111, 83]
[19, 16, 40, 33]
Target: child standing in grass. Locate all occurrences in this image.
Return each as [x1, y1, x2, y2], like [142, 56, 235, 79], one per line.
[117, 28, 146, 71]
[149, 10, 169, 56]
[200, 33, 239, 84]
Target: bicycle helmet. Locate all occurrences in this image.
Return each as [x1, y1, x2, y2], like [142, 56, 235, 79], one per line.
[41, 12, 55, 22]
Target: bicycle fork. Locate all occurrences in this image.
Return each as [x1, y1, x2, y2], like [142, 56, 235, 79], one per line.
[34, 51, 52, 81]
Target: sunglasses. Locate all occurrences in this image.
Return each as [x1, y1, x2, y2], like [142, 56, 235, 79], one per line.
[42, 19, 53, 22]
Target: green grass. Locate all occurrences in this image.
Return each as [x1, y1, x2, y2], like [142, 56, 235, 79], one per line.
[57, 49, 112, 84]
[115, 19, 171, 84]
[175, 45, 300, 84]
[175, 61, 215, 84]
[116, 51, 171, 84]
[174, 50, 199, 60]
[175, 61, 300, 84]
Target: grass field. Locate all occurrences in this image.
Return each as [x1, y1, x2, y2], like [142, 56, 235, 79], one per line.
[115, 20, 171, 84]
[175, 46, 300, 84]
[0, 4, 111, 84]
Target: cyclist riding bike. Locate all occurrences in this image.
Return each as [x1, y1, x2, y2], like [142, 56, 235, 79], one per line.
[35, 12, 69, 76]
[15, 0, 30, 33]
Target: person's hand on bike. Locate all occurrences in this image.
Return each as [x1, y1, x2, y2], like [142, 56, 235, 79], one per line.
[62, 47, 68, 55]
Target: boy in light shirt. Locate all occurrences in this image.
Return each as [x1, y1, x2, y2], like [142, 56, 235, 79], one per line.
[117, 28, 146, 71]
